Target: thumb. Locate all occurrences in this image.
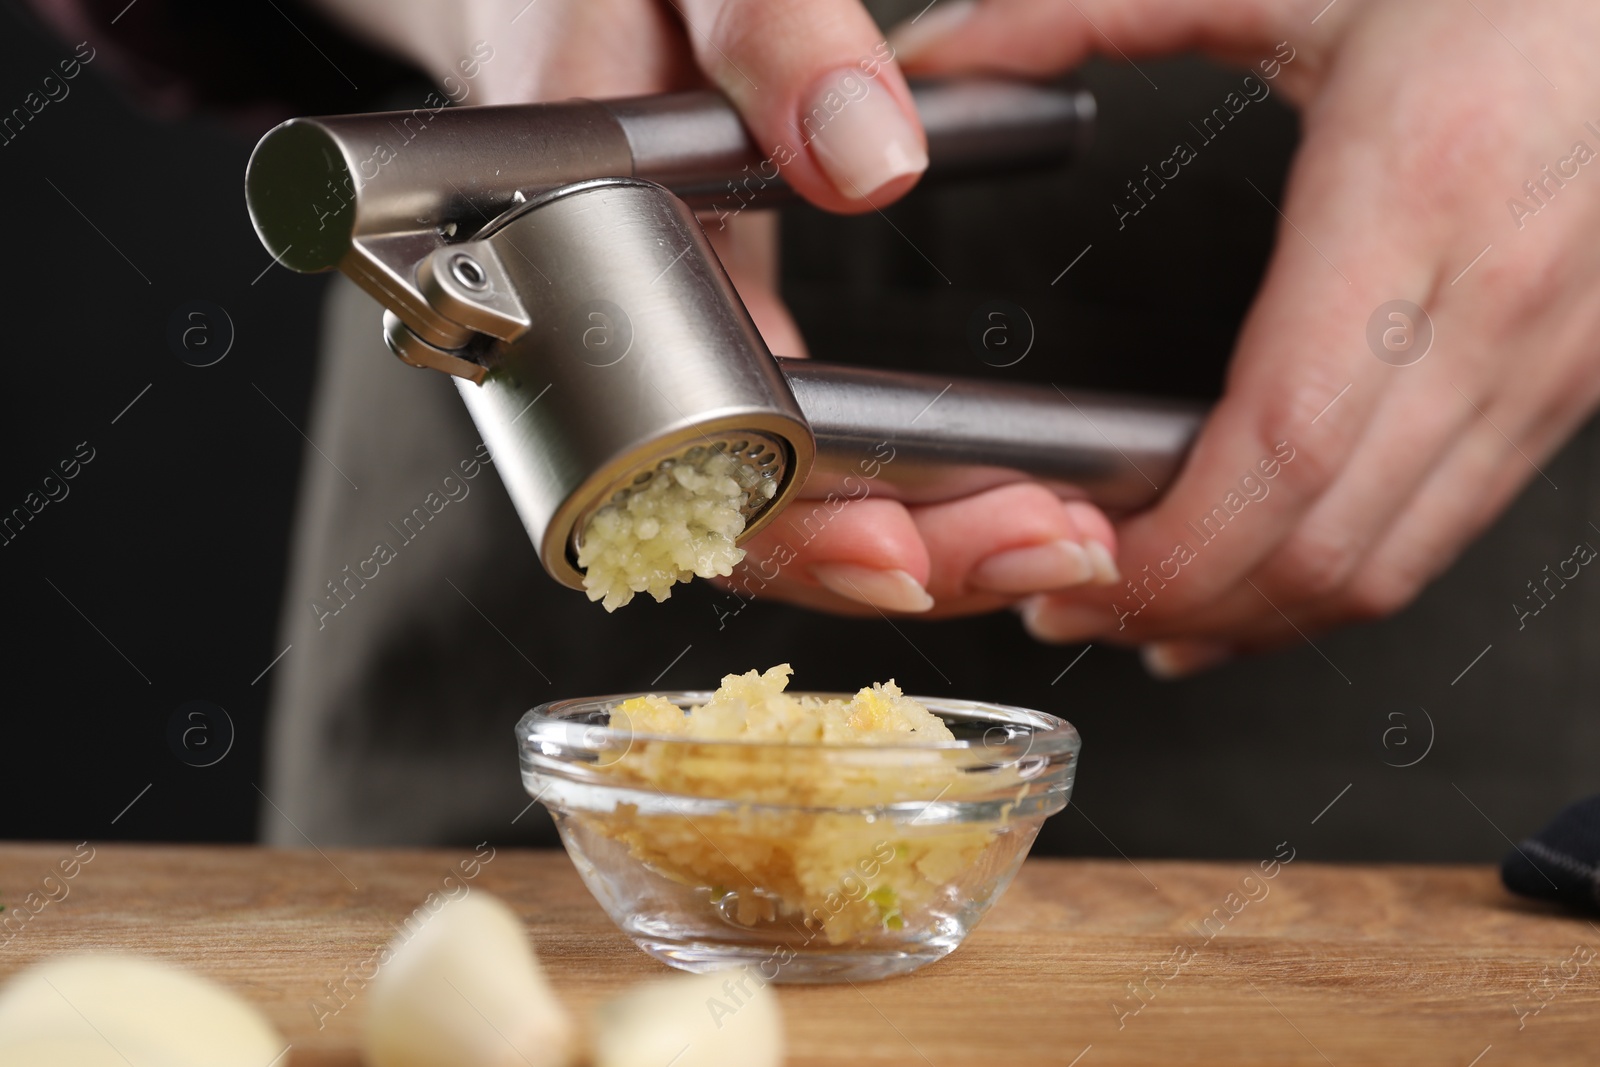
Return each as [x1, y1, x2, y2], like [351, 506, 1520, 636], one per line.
[676, 0, 928, 213]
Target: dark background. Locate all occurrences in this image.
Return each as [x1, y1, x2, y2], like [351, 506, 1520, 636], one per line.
[0, 1, 334, 842]
[1, 0, 1583, 864]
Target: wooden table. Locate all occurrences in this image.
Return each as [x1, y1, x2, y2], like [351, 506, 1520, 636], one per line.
[0, 844, 1594, 1065]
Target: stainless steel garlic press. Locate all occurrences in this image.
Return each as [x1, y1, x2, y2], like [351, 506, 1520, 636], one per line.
[246, 80, 1202, 592]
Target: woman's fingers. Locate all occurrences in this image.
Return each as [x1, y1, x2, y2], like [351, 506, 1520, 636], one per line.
[1123, 417, 1555, 672]
[725, 497, 931, 614]
[1030, 305, 1480, 647]
[1026, 14, 1600, 658]
[910, 485, 1118, 601]
[676, 0, 927, 213]
[1022, 110, 1432, 640]
[1104, 365, 1599, 675]
[444, 0, 698, 103]
[872, 0, 1600, 664]
[722, 483, 1121, 617]
[889, 0, 1307, 87]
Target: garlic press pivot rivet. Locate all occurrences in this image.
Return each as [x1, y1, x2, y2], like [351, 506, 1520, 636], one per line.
[449, 254, 488, 291]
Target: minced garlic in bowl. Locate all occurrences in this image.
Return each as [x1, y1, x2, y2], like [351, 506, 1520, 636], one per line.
[576, 447, 776, 612]
[517, 666, 1081, 981]
[608, 663, 956, 746]
[596, 666, 979, 944]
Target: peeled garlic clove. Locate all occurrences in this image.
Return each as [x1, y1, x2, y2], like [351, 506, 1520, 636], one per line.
[0, 1038, 136, 1067]
[0, 954, 285, 1067]
[592, 969, 783, 1067]
[364, 891, 575, 1067]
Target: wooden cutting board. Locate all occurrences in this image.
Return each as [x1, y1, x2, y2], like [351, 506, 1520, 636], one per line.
[0, 844, 1593, 1065]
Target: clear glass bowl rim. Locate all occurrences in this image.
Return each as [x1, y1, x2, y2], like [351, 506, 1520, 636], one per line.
[518, 690, 1081, 763]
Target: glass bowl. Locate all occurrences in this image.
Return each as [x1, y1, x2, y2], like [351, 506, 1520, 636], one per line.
[516, 691, 1081, 982]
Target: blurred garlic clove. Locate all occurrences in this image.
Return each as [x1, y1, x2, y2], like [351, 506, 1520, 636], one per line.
[592, 969, 783, 1067]
[364, 891, 576, 1067]
[0, 954, 285, 1067]
[0, 1038, 145, 1067]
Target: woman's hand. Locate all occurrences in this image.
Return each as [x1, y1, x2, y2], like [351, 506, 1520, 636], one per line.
[308, 0, 1126, 616]
[893, 0, 1600, 671]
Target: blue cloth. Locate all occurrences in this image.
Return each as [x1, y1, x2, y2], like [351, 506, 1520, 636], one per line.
[1503, 796, 1600, 913]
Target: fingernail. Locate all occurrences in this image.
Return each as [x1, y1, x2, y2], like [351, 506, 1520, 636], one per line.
[1141, 641, 1234, 680]
[811, 563, 934, 612]
[802, 68, 927, 201]
[1019, 595, 1109, 643]
[971, 540, 1095, 594]
[1084, 541, 1122, 585]
[886, 0, 977, 63]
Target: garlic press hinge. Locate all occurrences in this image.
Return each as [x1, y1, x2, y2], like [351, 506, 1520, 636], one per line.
[382, 231, 539, 383]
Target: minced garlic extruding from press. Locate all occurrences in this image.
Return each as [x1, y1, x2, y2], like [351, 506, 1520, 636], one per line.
[578, 448, 776, 612]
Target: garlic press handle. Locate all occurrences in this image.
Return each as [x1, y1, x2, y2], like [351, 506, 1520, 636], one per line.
[777, 360, 1205, 514]
[618, 77, 1095, 204]
[247, 78, 1093, 350]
